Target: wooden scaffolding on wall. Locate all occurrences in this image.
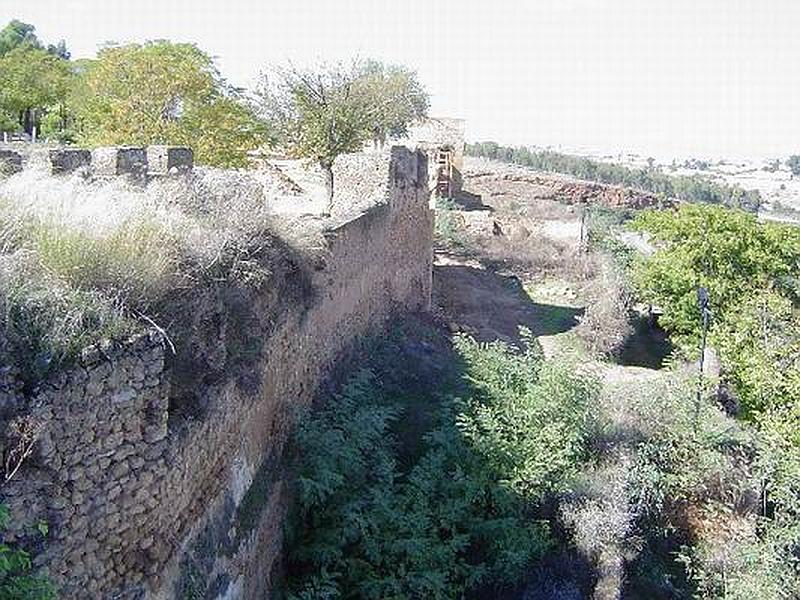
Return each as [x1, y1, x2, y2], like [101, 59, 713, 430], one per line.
[435, 147, 454, 198]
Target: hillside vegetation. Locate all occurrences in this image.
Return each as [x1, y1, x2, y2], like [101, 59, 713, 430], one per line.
[0, 167, 305, 388]
[466, 142, 762, 211]
[1, 16, 799, 600]
[280, 171, 800, 598]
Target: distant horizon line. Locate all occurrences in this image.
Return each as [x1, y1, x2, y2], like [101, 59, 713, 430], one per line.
[463, 137, 794, 165]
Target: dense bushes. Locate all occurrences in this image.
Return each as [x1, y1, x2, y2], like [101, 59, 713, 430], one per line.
[285, 333, 598, 598]
[712, 290, 800, 418]
[0, 506, 55, 600]
[630, 204, 800, 347]
[629, 203, 800, 596]
[466, 142, 761, 211]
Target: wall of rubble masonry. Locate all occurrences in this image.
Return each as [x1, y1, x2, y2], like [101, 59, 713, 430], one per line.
[0, 146, 434, 599]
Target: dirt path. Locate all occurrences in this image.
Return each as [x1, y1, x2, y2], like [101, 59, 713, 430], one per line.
[433, 252, 668, 390]
[433, 254, 584, 348]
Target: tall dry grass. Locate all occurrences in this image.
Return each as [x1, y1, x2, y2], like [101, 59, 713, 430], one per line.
[0, 165, 288, 384]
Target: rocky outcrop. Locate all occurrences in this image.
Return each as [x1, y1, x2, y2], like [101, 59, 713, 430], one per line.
[466, 166, 675, 210]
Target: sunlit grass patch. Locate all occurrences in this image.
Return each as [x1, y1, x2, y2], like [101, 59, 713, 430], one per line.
[0, 165, 290, 386]
[29, 216, 183, 306]
[0, 255, 136, 383]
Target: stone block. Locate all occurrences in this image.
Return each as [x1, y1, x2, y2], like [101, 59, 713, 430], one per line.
[146, 146, 193, 174]
[0, 150, 23, 175]
[390, 146, 419, 186]
[113, 443, 135, 461]
[143, 423, 166, 443]
[49, 149, 91, 175]
[111, 461, 129, 479]
[112, 387, 136, 405]
[92, 146, 147, 177]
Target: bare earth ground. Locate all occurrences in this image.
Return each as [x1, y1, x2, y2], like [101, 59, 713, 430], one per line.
[431, 160, 678, 599]
[433, 157, 664, 383]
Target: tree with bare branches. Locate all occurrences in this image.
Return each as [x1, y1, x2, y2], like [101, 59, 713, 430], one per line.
[258, 60, 428, 214]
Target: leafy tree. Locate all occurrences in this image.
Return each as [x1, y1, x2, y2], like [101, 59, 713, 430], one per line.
[258, 60, 428, 212]
[45, 40, 69, 60]
[0, 20, 40, 56]
[630, 204, 800, 346]
[0, 45, 72, 135]
[357, 60, 429, 147]
[176, 94, 270, 168]
[0, 107, 17, 132]
[259, 61, 373, 212]
[0, 20, 69, 59]
[71, 41, 267, 167]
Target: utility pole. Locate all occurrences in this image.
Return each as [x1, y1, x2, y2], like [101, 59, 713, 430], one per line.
[694, 286, 712, 432]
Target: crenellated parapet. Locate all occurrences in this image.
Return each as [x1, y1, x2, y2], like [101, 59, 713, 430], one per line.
[0, 145, 194, 178]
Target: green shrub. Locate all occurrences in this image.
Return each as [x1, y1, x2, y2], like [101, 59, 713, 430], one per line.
[713, 290, 800, 418]
[454, 333, 597, 502]
[585, 206, 637, 269]
[434, 197, 467, 251]
[0, 506, 55, 600]
[677, 406, 800, 599]
[286, 333, 598, 598]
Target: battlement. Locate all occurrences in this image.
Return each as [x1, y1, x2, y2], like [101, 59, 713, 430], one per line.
[0, 145, 193, 178]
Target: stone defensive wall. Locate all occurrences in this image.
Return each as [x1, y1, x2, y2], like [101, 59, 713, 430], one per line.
[0, 145, 194, 177]
[0, 146, 434, 598]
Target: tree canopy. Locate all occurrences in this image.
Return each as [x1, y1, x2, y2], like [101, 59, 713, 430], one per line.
[0, 20, 69, 59]
[0, 19, 430, 176]
[259, 61, 372, 177]
[631, 204, 800, 345]
[70, 41, 267, 167]
[0, 45, 72, 135]
[0, 20, 39, 56]
[0, 20, 72, 136]
[357, 59, 429, 146]
[258, 60, 429, 210]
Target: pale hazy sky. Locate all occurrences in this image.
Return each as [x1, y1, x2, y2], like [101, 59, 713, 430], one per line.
[3, 0, 800, 160]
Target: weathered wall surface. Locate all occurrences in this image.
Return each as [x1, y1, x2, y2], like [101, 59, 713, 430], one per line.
[403, 118, 466, 170]
[397, 117, 466, 197]
[0, 147, 433, 599]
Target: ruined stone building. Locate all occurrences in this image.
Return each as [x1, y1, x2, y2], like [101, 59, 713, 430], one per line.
[398, 117, 466, 199]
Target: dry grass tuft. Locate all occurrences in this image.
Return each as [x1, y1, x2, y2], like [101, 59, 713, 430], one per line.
[0, 165, 302, 385]
[574, 259, 633, 357]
